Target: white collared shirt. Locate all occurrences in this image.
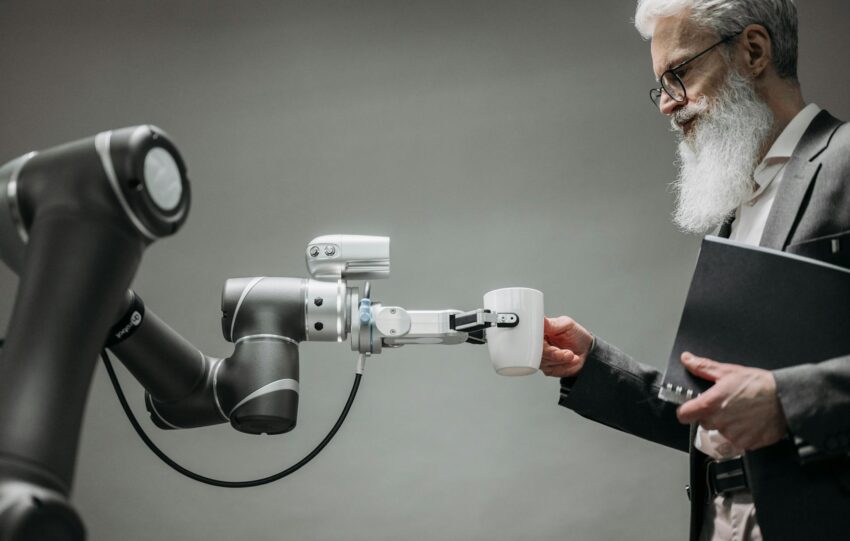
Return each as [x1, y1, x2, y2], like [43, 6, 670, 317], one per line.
[728, 103, 823, 245]
[695, 103, 822, 460]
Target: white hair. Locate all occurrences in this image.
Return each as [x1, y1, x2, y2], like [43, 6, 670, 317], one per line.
[634, 0, 799, 80]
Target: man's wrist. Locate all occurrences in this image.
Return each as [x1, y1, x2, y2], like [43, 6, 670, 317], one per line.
[558, 334, 596, 399]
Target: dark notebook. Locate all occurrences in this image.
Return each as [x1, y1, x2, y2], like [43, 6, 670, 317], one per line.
[659, 235, 850, 404]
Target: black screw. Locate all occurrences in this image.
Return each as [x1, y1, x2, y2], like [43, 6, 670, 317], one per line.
[314, 322, 324, 331]
[314, 298, 324, 307]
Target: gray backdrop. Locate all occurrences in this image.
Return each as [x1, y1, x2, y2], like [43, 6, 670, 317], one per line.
[1, 1, 848, 540]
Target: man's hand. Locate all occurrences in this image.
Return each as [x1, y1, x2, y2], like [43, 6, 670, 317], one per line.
[540, 316, 593, 378]
[676, 352, 788, 451]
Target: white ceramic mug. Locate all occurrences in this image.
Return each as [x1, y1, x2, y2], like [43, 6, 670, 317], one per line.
[483, 287, 544, 376]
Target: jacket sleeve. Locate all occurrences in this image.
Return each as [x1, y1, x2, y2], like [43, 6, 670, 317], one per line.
[558, 336, 690, 453]
[773, 355, 850, 462]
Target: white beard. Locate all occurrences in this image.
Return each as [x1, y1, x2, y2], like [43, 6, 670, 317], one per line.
[671, 70, 775, 234]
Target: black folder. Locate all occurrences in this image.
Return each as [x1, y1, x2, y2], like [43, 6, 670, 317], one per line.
[659, 235, 850, 404]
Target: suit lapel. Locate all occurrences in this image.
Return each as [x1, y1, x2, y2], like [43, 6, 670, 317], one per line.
[758, 157, 819, 249]
[759, 111, 843, 250]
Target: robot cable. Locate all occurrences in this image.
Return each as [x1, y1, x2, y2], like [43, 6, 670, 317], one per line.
[100, 348, 362, 488]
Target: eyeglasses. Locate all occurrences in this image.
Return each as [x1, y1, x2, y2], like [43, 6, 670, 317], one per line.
[649, 31, 741, 109]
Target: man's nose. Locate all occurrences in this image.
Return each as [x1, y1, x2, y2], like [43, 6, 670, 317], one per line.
[658, 92, 684, 116]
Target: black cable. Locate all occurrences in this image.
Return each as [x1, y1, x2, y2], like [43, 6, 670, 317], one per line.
[100, 349, 362, 488]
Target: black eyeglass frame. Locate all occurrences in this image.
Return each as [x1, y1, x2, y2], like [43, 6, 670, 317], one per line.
[649, 30, 742, 108]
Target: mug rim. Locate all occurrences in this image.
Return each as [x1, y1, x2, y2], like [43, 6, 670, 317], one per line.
[484, 287, 543, 296]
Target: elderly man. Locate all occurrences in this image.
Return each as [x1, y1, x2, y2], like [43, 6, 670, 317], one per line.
[542, 1, 850, 540]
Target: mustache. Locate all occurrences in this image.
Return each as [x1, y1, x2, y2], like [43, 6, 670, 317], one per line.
[670, 98, 709, 131]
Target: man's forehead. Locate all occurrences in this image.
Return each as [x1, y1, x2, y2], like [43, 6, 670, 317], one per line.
[650, 13, 715, 76]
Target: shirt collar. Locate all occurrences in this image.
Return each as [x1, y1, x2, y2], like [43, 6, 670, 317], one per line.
[762, 103, 822, 162]
[751, 103, 821, 195]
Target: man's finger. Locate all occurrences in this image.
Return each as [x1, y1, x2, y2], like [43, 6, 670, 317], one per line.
[544, 317, 555, 336]
[544, 316, 574, 339]
[680, 352, 732, 382]
[541, 344, 575, 363]
[676, 392, 715, 424]
[676, 380, 727, 423]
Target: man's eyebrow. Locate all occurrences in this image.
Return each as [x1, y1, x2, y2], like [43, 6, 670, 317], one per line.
[663, 45, 695, 72]
[653, 54, 683, 81]
[652, 62, 674, 82]
[665, 55, 688, 72]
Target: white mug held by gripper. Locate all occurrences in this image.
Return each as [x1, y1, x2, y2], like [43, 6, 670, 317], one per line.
[483, 287, 544, 376]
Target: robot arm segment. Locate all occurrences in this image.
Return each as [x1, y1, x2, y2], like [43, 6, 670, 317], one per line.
[107, 290, 226, 430]
[110, 277, 314, 435]
[0, 126, 190, 539]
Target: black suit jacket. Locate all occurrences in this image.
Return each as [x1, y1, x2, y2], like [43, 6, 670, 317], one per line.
[559, 110, 850, 541]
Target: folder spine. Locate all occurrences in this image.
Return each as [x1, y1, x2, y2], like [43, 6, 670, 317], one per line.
[657, 382, 697, 405]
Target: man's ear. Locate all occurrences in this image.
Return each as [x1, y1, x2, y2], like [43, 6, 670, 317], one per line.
[740, 23, 773, 78]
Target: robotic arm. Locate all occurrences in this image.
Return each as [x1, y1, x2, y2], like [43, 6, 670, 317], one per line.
[115, 235, 526, 436]
[0, 130, 540, 541]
